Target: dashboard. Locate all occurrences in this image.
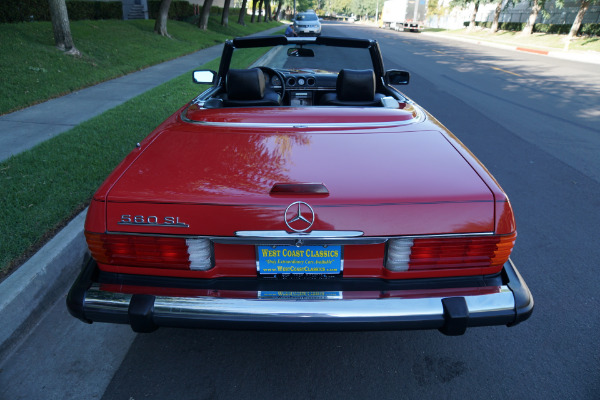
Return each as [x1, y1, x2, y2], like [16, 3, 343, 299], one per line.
[262, 69, 338, 106]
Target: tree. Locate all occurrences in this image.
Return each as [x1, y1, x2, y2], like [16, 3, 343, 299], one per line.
[238, 0, 249, 25]
[490, 0, 503, 32]
[257, 0, 264, 22]
[198, 0, 214, 30]
[265, 0, 273, 21]
[450, 0, 480, 30]
[251, 0, 259, 22]
[48, 0, 79, 55]
[522, 0, 545, 35]
[221, 0, 232, 26]
[154, 0, 173, 37]
[331, 0, 352, 15]
[427, 0, 446, 17]
[468, 0, 480, 30]
[557, 0, 599, 41]
[350, 0, 378, 20]
[274, 0, 284, 20]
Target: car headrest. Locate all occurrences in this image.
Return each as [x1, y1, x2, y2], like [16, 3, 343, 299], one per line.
[226, 68, 266, 100]
[336, 69, 376, 102]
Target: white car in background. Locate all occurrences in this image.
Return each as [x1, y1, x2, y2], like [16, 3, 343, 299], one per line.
[293, 12, 322, 36]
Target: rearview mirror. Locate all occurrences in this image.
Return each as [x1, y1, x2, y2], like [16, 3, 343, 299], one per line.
[193, 70, 216, 84]
[386, 70, 410, 85]
[287, 48, 315, 57]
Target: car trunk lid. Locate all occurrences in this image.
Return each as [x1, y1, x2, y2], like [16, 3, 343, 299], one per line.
[105, 123, 495, 236]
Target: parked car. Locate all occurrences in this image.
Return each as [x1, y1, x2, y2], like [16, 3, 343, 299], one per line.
[67, 35, 533, 335]
[293, 12, 322, 36]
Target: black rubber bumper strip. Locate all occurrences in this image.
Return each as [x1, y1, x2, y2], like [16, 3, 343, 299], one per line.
[66, 257, 533, 334]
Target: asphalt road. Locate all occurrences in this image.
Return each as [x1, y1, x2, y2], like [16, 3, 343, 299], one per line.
[1, 22, 599, 400]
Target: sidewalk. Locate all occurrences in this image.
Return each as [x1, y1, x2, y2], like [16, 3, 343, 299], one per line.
[0, 44, 223, 162]
[0, 26, 284, 360]
[421, 31, 600, 65]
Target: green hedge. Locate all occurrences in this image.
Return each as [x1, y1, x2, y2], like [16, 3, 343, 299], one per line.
[0, 0, 122, 23]
[581, 23, 600, 36]
[66, 1, 122, 21]
[534, 23, 571, 34]
[463, 20, 599, 37]
[463, 21, 526, 31]
[147, 0, 195, 21]
[147, 2, 239, 22]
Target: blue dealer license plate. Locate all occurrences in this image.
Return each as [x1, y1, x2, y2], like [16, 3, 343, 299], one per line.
[257, 245, 342, 275]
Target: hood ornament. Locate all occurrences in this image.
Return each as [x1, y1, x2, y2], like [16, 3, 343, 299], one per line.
[285, 201, 315, 233]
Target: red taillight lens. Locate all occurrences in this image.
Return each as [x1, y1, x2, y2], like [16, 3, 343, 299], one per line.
[386, 233, 516, 272]
[85, 233, 212, 270]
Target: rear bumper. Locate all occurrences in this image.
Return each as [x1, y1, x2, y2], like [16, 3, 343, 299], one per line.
[67, 258, 533, 335]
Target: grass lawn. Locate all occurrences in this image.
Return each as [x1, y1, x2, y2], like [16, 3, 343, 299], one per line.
[434, 28, 600, 53]
[0, 16, 282, 115]
[0, 26, 279, 276]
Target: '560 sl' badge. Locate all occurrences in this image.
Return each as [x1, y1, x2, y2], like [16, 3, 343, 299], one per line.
[118, 215, 189, 228]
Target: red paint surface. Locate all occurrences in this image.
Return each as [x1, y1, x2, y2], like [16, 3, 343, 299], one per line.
[86, 103, 516, 279]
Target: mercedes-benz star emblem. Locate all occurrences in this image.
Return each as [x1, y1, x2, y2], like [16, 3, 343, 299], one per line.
[285, 201, 315, 233]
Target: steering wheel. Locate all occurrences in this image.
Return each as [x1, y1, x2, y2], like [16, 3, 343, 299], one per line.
[258, 66, 286, 102]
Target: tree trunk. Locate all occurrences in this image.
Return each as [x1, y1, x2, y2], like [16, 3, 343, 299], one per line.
[48, 0, 79, 55]
[238, 0, 248, 25]
[154, 0, 173, 37]
[491, 0, 502, 33]
[221, 0, 232, 26]
[468, 1, 479, 31]
[568, 0, 590, 40]
[198, 0, 214, 30]
[265, 0, 272, 21]
[274, 0, 283, 21]
[258, 0, 264, 22]
[251, 0, 258, 22]
[522, 0, 541, 35]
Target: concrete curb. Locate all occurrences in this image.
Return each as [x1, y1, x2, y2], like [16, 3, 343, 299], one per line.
[421, 32, 600, 65]
[0, 210, 88, 360]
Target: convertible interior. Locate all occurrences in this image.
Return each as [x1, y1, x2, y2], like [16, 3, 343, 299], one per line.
[194, 36, 410, 109]
[202, 67, 390, 108]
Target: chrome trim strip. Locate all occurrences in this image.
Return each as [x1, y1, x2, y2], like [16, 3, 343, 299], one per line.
[83, 284, 516, 322]
[84, 287, 132, 313]
[180, 105, 426, 128]
[235, 230, 364, 238]
[465, 287, 515, 313]
[180, 116, 424, 129]
[101, 231, 494, 245]
[233, 231, 494, 239]
[230, 230, 373, 245]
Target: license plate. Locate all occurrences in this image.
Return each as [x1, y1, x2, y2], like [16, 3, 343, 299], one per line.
[257, 245, 342, 275]
[258, 291, 343, 300]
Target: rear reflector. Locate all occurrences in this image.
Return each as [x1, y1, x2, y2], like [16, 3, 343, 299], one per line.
[386, 233, 516, 272]
[187, 238, 213, 271]
[386, 238, 413, 272]
[85, 233, 213, 271]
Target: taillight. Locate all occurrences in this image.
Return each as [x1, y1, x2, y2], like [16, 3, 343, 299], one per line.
[385, 233, 516, 272]
[85, 233, 213, 271]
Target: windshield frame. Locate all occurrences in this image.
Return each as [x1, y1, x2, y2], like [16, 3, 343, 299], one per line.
[217, 36, 386, 89]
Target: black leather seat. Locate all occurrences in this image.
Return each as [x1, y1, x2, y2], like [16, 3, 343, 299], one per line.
[320, 69, 385, 107]
[221, 68, 281, 107]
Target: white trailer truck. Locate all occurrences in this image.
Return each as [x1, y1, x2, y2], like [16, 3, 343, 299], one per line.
[380, 0, 427, 32]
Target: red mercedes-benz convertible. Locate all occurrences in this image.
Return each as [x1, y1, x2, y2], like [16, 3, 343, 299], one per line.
[67, 35, 533, 335]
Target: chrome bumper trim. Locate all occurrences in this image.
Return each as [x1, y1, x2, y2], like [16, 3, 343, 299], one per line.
[82, 285, 514, 324]
[68, 259, 533, 334]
